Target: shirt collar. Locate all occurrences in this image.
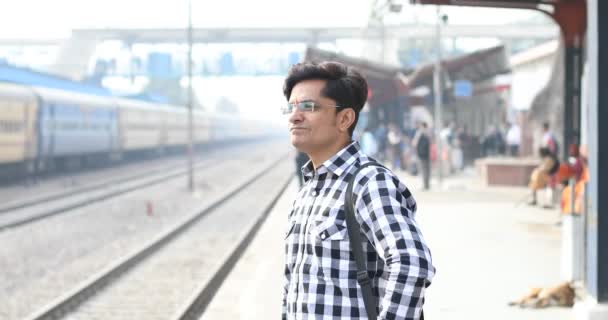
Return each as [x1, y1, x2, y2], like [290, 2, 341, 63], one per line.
[301, 141, 363, 181]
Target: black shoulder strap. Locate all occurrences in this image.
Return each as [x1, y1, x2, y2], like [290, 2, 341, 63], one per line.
[345, 162, 425, 320]
[345, 161, 384, 320]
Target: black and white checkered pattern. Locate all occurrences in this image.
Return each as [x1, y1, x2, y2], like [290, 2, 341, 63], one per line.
[283, 141, 435, 320]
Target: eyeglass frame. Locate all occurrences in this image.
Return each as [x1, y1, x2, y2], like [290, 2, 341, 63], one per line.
[281, 100, 344, 115]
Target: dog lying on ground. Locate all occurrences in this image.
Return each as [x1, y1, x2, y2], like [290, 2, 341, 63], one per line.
[508, 281, 575, 308]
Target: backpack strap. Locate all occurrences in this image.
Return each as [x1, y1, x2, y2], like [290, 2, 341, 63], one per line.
[345, 161, 385, 320]
[345, 161, 425, 320]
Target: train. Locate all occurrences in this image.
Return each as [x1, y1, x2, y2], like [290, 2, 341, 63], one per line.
[0, 81, 283, 179]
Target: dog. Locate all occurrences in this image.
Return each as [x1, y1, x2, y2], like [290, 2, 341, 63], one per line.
[508, 281, 575, 308]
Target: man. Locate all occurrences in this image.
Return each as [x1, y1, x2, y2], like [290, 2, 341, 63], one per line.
[413, 122, 431, 190]
[282, 61, 434, 320]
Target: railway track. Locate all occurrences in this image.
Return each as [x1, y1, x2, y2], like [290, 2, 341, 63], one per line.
[0, 141, 277, 231]
[23, 153, 292, 320]
[0, 139, 272, 214]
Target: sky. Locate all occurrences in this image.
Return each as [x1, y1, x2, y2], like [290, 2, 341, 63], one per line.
[0, 0, 552, 119]
[0, 0, 549, 39]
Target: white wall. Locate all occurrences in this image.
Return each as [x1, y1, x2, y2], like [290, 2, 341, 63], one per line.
[510, 52, 556, 111]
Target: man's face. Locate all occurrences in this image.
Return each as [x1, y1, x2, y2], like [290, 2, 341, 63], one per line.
[287, 79, 342, 154]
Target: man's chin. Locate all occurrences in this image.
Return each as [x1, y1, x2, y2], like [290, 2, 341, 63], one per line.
[290, 138, 309, 153]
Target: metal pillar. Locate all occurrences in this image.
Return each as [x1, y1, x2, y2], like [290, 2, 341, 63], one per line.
[563, 42, 583, 160]
[585, 0, 608, 305]
[433, 5, 444, 185]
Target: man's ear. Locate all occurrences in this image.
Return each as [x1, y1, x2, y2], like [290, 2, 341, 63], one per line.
[338, 108, 356, 133]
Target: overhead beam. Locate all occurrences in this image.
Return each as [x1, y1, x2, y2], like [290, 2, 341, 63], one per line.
[0, 24, 558, 46]
[70, 25, 558, 43]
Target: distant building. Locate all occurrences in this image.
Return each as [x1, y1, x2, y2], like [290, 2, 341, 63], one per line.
[508, 40, 559, 156]
[509, 40, 558, 112]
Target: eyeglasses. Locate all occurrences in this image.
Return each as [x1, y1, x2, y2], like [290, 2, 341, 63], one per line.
[281, 101, 342, 115]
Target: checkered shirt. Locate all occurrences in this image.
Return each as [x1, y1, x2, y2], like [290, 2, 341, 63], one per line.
[283, 141, 435, 320]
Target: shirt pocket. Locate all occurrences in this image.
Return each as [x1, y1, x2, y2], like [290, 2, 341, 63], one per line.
[311, 209, 354, 280]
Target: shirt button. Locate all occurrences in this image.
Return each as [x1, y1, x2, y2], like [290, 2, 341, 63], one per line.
[312, 190, 317, 196]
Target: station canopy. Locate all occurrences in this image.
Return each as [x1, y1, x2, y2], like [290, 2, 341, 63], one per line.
[304, 45, 510, 107]
[407, 45, 510, 90]
[305, 46, 412, 108]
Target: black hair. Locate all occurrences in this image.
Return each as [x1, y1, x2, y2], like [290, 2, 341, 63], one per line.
[539, 147, 551, 157]
[283, 61, 368, 137]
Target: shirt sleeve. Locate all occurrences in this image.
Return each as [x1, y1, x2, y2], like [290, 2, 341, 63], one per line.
[354, 170, 435, 320]
[282, 263, 289, 320]
[283, 206, 296, 320]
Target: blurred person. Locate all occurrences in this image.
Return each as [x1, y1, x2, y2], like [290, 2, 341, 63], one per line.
[458, 125, 479, 166]
[559, 144, 587, 215]
[439, 121, 454, 146]
[387, 123, 403, 170]
[295, 151, 309, 188]
[528, 147, 560, 207]
[541, 122, 559, 156]
[497, 123, 507, 155]
[457, 125, 469, 145]
[400, 135, 412, 171]
[374, 123, 388, 162]
[506, 122, 521, 157]
[496, 126, 506, 155]
[413, 122, 431, 190]
[282, 61, 434, 320]
[482, 125, 495, 156]
[439, 122, 454, 173]
[450, 137, 464, 172]
[360, 126, 378, 158]
[482, 125, 505, 157]
[456, 126, 468, 164]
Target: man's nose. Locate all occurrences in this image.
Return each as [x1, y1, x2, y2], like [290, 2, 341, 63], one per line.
[289, 107, 304, 124]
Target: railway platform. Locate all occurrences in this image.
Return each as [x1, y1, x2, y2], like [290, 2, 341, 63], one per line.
[203, 168, 574, 320]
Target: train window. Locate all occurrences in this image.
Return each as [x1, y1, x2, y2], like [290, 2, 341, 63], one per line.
[0, 119, 24, 133]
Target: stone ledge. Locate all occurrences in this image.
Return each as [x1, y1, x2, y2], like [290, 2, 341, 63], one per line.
[475, 157, 539, 187]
